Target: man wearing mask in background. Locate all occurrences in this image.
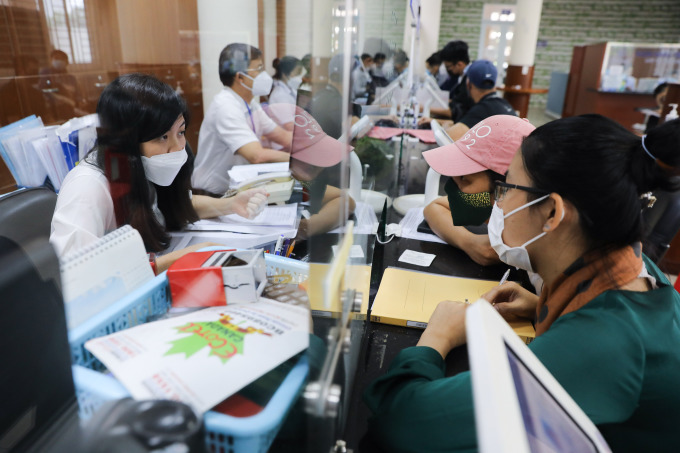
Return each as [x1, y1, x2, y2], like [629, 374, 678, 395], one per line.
[192, 43, 292, 196]
[430, 40, 473, 122]
[352, 53, 373, 101]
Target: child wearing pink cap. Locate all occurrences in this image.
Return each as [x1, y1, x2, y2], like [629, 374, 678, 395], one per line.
[422, 115, 536, 265]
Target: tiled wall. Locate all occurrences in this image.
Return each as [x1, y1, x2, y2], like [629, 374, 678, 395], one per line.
[360, 0, 406, 55]
[439, 0, 680, 107]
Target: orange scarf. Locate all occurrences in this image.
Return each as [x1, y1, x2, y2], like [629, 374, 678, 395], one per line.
[535, 243, 643, 336]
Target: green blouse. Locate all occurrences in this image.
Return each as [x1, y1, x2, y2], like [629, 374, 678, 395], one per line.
[443, 178, 492, 227]
[363, 256, 680, 452]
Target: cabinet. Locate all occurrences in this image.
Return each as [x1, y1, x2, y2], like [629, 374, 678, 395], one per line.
[563, 42, 680, 132]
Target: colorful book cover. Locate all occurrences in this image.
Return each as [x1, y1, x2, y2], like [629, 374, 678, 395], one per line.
[85, 299, 309, 414]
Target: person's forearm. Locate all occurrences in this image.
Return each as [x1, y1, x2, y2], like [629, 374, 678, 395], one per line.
[246, 148, 290, 164]
[303, 196, 355, 237]
[423, 202, 472, 249]
[429, 107, 451, 119]
[192, 194, 234, 219]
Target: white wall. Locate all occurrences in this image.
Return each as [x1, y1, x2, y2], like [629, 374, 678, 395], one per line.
[403, 0, 441, 77]
[197, 0, 258, 111]
[263, 0, 278, 72]
[286, 0, 313, 58]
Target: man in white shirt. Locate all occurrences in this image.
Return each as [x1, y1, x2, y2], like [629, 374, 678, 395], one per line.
[351, 53, 373, 100]
[192, 43, 292, 196]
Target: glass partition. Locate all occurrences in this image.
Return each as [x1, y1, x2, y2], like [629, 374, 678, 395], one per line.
[0, 0, 437, 450]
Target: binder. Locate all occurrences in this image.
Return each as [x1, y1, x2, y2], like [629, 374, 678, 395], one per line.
[60, 225, 154, 329]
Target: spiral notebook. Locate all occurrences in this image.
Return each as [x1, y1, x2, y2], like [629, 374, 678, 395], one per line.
[61, 225, 154, 329]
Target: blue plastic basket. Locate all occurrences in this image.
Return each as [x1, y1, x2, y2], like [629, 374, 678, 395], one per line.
[68, 272, 171, 371]
[265, 253, 309, 284]
[69, 254, 312, 452]
[72, 356, 309, 453]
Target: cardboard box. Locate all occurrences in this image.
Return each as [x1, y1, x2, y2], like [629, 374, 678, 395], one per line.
[168, 249, 267, 307]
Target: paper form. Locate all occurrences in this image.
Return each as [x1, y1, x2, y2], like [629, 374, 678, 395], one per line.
[399, 207, 446, 244]
[185, 204, 298, 232]
[370, 267, 535, 340]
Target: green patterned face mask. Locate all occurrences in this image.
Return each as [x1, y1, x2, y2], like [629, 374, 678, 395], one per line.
[444, 178, 493, 226]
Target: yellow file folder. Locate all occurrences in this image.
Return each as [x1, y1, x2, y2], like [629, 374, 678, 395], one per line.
[371, 267, 535, 343]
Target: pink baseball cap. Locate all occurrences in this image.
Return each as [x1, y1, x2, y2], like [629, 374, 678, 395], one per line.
[422, 115, 535, 177]
[265, 104, 352, 167]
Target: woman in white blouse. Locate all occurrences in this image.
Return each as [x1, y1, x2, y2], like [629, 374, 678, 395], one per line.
[50, 73, 267, 271]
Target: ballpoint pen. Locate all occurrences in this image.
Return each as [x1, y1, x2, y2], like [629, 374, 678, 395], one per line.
[499, 268, 511, 286]
[491, 268, 512, 306]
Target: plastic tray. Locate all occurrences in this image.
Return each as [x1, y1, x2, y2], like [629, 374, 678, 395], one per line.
[68, 271, 171, 371]
[72, 355, 309, 453]
[264, 253, 309, 284]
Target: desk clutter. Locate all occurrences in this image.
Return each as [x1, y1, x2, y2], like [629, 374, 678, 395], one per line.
[69, 254, 315, 452]
[0, 113, 98, 190]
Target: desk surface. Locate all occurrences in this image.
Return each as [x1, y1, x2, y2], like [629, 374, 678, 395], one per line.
[344, 237, 524, 450]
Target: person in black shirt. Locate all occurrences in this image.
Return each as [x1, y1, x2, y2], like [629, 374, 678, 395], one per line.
[445, 59, 517, 141]
[430, 41, 473, 122]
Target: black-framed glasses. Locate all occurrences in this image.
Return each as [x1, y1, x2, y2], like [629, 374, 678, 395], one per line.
[494, 180, 549, 202]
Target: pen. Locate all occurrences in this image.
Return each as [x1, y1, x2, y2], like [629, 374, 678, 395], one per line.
[274, 235, 284, 256]
[498, 268, 511, 286]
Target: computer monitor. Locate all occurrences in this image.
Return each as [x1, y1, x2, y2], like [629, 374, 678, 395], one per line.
[466, 300, 612, 453]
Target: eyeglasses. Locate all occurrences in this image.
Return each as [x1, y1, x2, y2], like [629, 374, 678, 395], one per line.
[494, 180, 549, 202]
[246, 65, 264, 74]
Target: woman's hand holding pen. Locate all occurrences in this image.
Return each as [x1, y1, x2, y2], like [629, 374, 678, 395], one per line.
[417, 300, 469, 359]
[482, 282, 539, 323]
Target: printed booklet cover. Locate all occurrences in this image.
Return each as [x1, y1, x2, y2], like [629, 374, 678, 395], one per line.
[85, 299, 310, 414]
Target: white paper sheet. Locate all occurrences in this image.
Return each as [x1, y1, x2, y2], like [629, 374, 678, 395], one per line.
[398, 249, 436, 267]
[398, 207, 446, 244]
[85, 301, 309, 414]
[185, 204, 298, 233]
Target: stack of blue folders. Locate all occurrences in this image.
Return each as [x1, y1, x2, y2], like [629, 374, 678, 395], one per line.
[0, 113, 98, 191]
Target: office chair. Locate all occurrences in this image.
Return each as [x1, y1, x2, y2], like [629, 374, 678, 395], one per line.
[0, 186, 59, 288]
[642, 189, 680, 264]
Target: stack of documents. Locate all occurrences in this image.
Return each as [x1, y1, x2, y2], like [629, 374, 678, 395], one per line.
[0, 113, 99, 190]
[185, 204, 298, 235]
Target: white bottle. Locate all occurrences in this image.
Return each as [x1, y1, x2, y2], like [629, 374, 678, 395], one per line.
[666, 103, 679, 121]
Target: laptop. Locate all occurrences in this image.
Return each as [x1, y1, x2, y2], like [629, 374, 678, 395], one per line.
[465, 300, 612, 453]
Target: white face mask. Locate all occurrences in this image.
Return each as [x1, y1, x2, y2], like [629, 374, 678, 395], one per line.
[287, 75, 303, 92]
[141, 149, 187, 186]
[487, 195, 552, 272]
[240, 71, 273, 96]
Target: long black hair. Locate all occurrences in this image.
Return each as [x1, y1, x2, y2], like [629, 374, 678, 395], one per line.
[93, 73, 198, 252]
[273, 56, 302, 81]
[521, 114, 680, 251]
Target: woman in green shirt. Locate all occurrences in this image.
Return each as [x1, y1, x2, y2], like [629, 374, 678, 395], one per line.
[365, 114, 680, 452]
[422, 115, 535, 266]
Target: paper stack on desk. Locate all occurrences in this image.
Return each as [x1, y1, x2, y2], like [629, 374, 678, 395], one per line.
[371, 267, 535, 343]
[85, 300, 309, 414]
[185, 204, 298, 235]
